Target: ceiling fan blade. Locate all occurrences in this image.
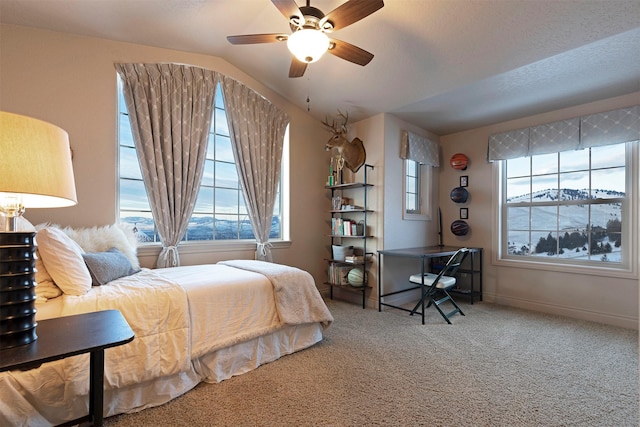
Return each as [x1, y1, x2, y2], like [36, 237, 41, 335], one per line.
[321, 0, 384, 31]
[289, 57, 308, 78]
[328, 39, 374, 66]
[272, 0, 303, 23]
[227, 34, 288, 44]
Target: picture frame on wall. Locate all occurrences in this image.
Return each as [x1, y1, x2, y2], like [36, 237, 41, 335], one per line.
[460, 175, 468, 187]
[460, 208, 468, 219]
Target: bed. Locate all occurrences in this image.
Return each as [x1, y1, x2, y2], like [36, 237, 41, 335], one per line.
[0, 223, 333, 426]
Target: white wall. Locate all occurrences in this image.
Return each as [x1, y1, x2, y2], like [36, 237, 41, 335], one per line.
[0, 24, 332, 285]
[375, 114, 445, 306]
[439, 92, 640, 329]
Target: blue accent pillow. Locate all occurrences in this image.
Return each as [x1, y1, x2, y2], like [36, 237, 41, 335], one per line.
[82, 247, 140, 286]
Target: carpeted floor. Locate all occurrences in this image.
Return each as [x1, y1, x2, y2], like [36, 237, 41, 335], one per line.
[104, 299, 639, 426]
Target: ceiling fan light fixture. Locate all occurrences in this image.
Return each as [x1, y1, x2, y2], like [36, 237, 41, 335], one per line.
[287, 29, 330, 63]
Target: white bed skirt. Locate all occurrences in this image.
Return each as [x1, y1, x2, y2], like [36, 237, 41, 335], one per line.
[0, 322, 323, 427]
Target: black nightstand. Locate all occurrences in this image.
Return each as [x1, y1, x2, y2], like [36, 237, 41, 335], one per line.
[0, 310, 135, 426]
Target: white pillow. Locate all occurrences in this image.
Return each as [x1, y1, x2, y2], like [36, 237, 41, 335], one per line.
[36, 226, 92, 295]
[2, 219, 63, 300]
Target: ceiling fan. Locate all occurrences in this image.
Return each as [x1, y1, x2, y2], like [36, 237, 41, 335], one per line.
[227, 0, 384, 78]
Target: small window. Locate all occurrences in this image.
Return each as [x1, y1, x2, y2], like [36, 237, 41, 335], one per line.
[403, 159, 432, 220]
[405, 159, 420, 213]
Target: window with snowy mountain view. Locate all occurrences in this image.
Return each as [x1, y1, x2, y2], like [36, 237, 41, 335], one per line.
[118, 80, 283, 244]
[502, 142, 630, 266]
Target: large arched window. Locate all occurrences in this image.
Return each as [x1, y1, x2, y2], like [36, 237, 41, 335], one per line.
[118, 77, 286, 243]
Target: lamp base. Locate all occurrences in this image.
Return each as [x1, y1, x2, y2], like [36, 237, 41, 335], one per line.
[0, 232, 37, 349]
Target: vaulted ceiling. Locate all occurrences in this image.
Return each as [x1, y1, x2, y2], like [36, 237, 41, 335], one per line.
[1, 0, 639, 135]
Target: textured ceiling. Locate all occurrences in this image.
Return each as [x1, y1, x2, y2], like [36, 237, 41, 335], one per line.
[1, 0, 639, 135]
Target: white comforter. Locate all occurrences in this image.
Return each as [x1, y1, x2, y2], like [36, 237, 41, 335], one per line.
[157, 264, 282, 359]
[60, 268, 191, 386]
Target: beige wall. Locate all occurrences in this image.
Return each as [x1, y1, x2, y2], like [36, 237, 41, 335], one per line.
[0, 24, 331, 285]
[439, 92, 640, 329]
[1, 24, 637, 328]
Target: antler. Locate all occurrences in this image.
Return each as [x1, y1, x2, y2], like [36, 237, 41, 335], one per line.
[321, 116, 339, 134]
[322, 110, 350, 135]
[337, 110, 349, 133]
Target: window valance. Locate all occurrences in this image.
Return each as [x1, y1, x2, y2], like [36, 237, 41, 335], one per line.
[400, 130, 440, 167]
[487, 105, 639, 161]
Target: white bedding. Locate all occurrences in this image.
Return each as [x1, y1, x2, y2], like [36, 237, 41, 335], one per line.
[156, 264, 281, 358]
[0, 261, 332, 426]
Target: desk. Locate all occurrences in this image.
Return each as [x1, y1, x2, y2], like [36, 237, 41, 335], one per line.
[0, 310, 134, 427]
[377, 246, 483, 324]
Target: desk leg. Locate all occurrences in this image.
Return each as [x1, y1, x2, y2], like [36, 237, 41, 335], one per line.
[378, 254, 382, 312]
[470, 252, 475, 304]
[89, 349, 105, 427]
[479, 250, 483, 302]
[421, 259, 426, 325]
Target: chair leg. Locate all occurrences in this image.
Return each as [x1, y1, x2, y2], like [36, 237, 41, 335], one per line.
[410, 289, 465, 324]
[433, 290, 464, 324]
[409, 288, 430, 316]
[446, 290, 465, 316]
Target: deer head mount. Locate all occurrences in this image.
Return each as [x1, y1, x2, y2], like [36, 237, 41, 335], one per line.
[322, 111, 366, 173]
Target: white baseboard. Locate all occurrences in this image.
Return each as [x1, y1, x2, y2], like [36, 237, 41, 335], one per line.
[484, 293, 638, 330]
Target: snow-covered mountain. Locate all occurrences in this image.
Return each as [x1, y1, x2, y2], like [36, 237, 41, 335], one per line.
[506, 188, 623, 262]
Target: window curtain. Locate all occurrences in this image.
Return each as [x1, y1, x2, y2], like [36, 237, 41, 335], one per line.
[221, 76, 289, 262]
[400, 130, 440, 166]
[115, 63, 218, 267]
[487, 105, 639, 161]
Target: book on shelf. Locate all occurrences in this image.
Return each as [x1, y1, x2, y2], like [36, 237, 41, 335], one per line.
[328, 263, 352, 285]
[333, 217, 359, 236]
[341, 205, 363, 211]
[344, 255, 364, 263]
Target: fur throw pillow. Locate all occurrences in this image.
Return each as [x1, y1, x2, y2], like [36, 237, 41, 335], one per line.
[60, 223, 140, 270]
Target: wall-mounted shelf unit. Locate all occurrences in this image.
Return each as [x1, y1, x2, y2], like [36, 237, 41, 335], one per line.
[325, 164, 374, 309]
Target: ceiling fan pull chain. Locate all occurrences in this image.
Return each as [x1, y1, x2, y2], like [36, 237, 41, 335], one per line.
[306, 72, 311, 112]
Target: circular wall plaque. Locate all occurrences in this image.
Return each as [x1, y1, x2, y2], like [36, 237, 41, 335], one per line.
[450, 186, 469, 203]
[451, 220, 470, 236]
[449, 153, 469, 170]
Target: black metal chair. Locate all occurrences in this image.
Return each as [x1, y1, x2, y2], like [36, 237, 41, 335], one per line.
[408, 248, 469, 324]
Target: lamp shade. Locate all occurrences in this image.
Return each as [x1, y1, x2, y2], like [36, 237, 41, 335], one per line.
[287, 29, 330, 63]
[0, 112, 77, 208]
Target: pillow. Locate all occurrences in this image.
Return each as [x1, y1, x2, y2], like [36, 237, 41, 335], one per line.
[36, 226, 92, 295]
[82, 247, 140, 286]
[62, 224, 140, 269]
[35, 280, 63, 302]
[1, 218, 64, 301]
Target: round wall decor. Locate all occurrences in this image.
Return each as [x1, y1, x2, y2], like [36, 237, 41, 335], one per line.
[450, 186, 469, 203]
[449, 153, 469, 170]
[451, 220, 470, 236]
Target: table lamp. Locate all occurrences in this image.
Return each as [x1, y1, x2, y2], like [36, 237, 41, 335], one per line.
[0, 111, 77, 349]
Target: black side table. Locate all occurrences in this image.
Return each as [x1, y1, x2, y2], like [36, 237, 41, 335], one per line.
[0, 310, 135, 426]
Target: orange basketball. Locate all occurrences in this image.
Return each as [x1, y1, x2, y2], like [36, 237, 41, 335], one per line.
[450, 153, 469, 170]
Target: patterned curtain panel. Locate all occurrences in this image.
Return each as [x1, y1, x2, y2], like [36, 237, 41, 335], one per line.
[488, 105, 639, 161]
[487, 128, 529, 161]
[529, 118, 580, 156]
[115, 63, 218, 268]
[399, 130, 440, 167]
[580, 105, 640, 148]
[221, 76, 289, 262]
